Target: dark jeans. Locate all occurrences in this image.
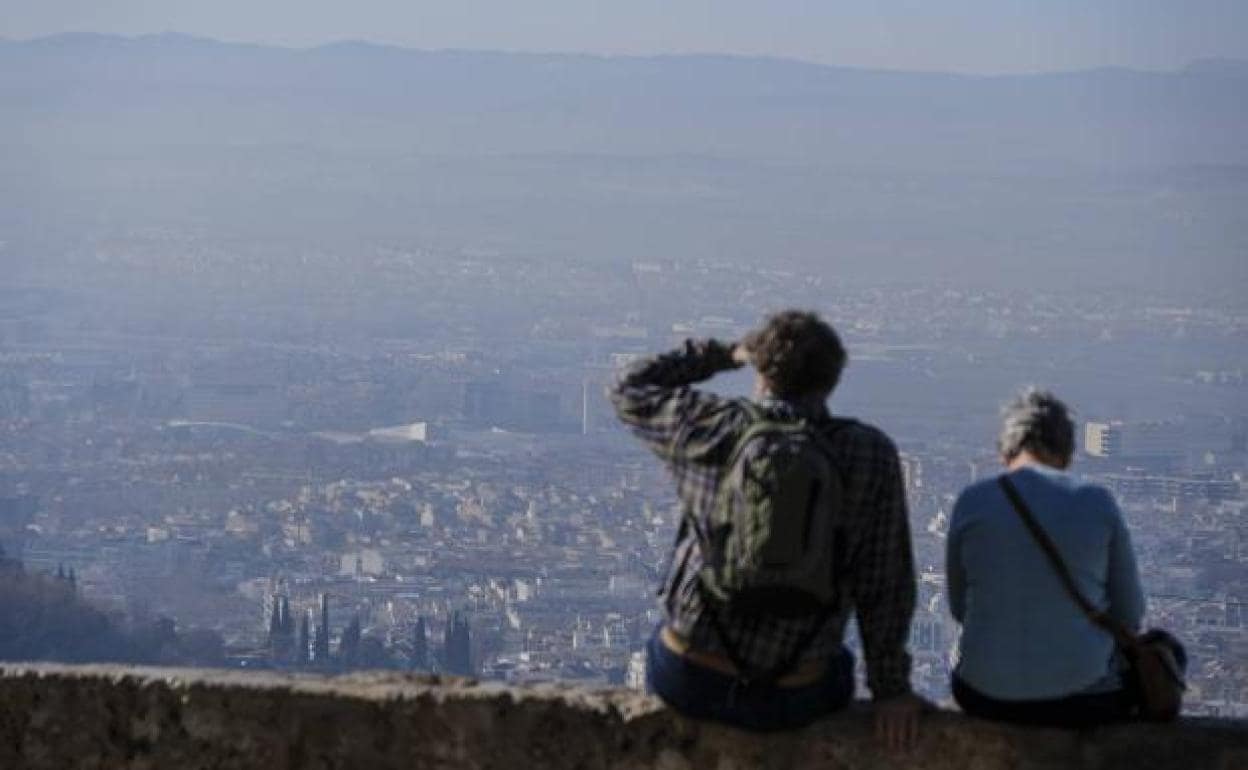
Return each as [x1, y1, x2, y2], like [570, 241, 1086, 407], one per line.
[952, 675, 1135, 729]
[645, 626, 855, 732]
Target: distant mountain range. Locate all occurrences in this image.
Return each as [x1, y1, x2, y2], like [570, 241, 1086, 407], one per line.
[1, 34, 1244, 292]
[3, 32, 1245, 170]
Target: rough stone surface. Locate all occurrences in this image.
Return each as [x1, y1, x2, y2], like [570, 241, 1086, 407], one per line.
[1, 663, 1245, 770]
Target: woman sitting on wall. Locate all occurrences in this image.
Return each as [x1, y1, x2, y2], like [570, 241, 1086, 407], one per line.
[945, 388, 1182, 727]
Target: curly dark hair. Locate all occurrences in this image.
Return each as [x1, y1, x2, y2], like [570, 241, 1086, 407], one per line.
[742, 310, 847, 398]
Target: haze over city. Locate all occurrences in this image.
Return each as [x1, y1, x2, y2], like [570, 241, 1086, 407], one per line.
[1, 0, 1245, 720]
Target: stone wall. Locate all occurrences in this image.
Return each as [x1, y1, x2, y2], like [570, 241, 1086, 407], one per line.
[1, 663, 1245, 770]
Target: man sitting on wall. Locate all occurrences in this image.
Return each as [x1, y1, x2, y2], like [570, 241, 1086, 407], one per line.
[609, 309, 925, 745]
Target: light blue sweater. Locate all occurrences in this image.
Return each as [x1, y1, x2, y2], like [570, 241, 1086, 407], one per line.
[946, 465, 1145, 700]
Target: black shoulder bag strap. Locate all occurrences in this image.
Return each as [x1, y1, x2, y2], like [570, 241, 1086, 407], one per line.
[997, 475, 1134, 648]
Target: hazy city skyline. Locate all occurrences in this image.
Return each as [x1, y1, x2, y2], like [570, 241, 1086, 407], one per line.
[5, 0, 1248, 74]
[1, 4, 1244, 720]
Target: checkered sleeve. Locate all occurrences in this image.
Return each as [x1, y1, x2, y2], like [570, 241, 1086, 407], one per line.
[850, 435, 916, 699]
[606, 339, 742, 463]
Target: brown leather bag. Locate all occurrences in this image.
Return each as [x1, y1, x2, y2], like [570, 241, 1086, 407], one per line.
[999, 476, 1186, 721]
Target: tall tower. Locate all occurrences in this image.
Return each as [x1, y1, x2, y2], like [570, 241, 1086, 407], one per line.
[581, 378, 590, 436]
[297, 609, 311, 667]
[340, 614, 362, 669]
[268, 594, 295, 665]
[442, 611, 472, 676]
[411, 616, 429, 671]
[313, 592, 331, 665]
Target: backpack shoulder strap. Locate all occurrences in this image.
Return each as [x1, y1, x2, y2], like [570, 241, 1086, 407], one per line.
[723, 401, 802, 468]
[997, 475, 1134, 646]
[806, 415, 855, 458]
[681, 400, 770, 540]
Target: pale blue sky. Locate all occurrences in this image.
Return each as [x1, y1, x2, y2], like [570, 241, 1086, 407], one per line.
[4, 0, 1245, 73]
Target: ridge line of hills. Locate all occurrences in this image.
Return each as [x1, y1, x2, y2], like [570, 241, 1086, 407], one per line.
[5, 31, 1248, 81]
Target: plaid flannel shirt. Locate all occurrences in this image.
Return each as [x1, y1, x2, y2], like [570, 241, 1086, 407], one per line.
[609, 338, 916, 699]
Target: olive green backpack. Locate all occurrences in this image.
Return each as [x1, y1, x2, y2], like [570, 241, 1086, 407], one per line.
[693, 405, 851, 682]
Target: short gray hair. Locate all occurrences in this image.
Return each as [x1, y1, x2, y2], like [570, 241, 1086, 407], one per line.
[997, 388, 1075, 462]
